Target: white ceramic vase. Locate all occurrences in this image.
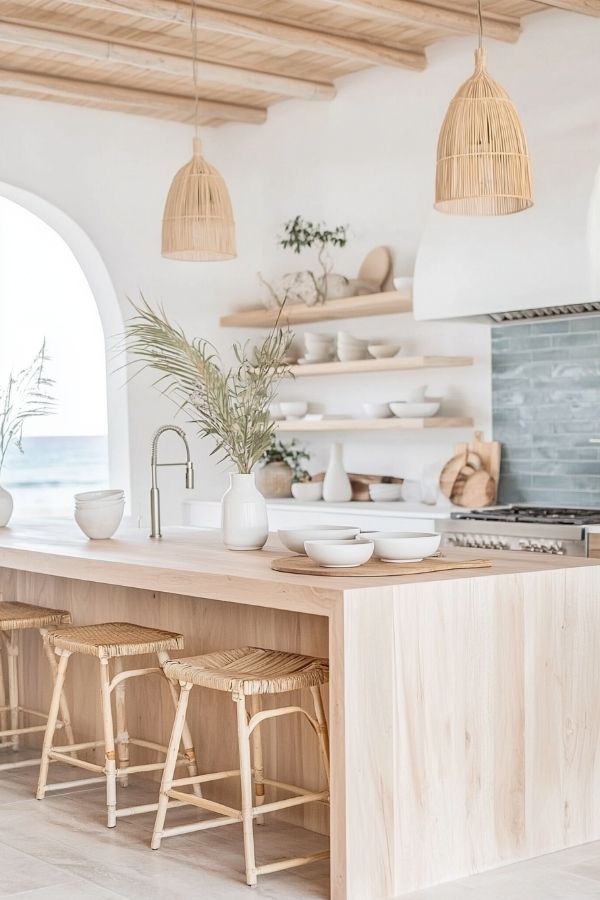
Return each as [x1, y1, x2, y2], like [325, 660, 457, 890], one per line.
[221, 473, 269, 551]
[323, 443, 352, 502]
[0, 485, 14, 527]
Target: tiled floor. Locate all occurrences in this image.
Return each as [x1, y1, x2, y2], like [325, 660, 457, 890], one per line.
[0, 752, 329, 899]
[3, 753, 600, 899]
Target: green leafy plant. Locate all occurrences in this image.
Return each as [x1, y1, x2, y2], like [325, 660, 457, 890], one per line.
[123, 298, 293, 474]
[279, 215, 348, 276]
[261, 438, 310, 483]
[0, 343, 54, 476]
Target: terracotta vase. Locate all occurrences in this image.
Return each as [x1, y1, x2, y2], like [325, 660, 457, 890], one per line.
[255, 461, 293, 498]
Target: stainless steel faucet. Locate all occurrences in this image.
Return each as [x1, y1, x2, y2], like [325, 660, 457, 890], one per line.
[150, 425, 194, 539]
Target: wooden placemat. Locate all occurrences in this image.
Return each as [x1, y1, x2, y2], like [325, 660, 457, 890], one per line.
[271, 555, 493, 577]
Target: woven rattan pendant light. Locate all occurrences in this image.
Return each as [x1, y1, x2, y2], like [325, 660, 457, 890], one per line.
[161, 0, 236, 260]
[434, 0, 533, 216]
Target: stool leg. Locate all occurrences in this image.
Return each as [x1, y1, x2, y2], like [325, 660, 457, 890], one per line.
[114, 659, 129, 788]
[310, 686, 330, 787]
[99, 658, 117, 828]
[249, 695, 265, 826]
[37, 650, 71, 799]
[158, 651, 201, 796]
[40, 630, 76, 753]
[152, 681, 192, 850]
[236, 692, 257, 887]
[6, 633, 19, 750]
[0, 638, 7, 736]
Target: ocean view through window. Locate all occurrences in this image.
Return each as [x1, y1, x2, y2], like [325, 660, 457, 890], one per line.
[0, 196, 109, 516]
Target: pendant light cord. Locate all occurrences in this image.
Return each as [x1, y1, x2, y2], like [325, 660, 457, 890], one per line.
[191, 0, 200, 144]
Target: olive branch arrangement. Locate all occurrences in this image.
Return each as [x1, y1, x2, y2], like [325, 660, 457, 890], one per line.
[0, 343, 54, 476]
[123, 299, 293, 474]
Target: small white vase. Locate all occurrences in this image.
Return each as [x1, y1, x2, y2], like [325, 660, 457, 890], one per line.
[0, 485, 14, 527]
[221, 473, 269, 551]
[323, 443, 352, 502]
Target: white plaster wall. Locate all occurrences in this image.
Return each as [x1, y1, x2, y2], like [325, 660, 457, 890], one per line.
[1, 9, 596, 521]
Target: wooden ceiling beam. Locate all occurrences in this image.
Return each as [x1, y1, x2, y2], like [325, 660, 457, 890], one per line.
[16, 0, 428, 69]
[0, 67, 267, 122]
[313, 0, 521, 43]
[0, 21, 337, 99]
[529, 0, 600, 14]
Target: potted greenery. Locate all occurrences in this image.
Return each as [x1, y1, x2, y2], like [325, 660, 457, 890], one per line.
[260, 215, 350, 308]
[124, 299, 292, 550]
[0, 344, 54, 526]
[256, 438, 310, 498]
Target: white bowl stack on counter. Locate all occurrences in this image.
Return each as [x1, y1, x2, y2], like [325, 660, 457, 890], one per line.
[278, 524, 441, 569]
[74, 489, 125, 540]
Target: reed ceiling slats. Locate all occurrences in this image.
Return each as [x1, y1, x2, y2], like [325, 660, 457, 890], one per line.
[0, 0, 585, 125]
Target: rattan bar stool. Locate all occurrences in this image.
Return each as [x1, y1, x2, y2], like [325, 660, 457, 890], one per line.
[36, 621, 200, 828]
[152, 646, 330, 887]
[0, 599, 74, 771]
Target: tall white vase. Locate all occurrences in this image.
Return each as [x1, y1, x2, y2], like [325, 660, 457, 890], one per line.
[221, 473, 269, 550]
[0, 485, 13, 527]
[323, 443, 352, 502]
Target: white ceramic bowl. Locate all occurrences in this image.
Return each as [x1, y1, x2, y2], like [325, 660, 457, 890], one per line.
[75, 497, 124, 509]
[367, 344, 401, 359]
[303, 352, 334, 362]
[393, 276, 414, 291]
[291, 481, 323, 501]
[278, 525, 360, 555]
[366, 531, 441, 562]
[337, 348, 367, 362]
[74, 489, 123, 502]
[269, 402, 284, 421]
[337, 334, 367, 347]
[304, 538, 374, 568]
[389, 401, 440, 418]
[280, 401, 308, 419]
[74, 502, 124, 540]
[362, 402, 392, 419]
[368, 484, 403, 501]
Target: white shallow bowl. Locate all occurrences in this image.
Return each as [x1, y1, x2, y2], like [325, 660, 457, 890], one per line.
[291, 481, 323, 501]
[75, 497, 124, 510]
[389, 401, 440, 418]
[278, 525, 360, 555]
[363, 402, 392, 419]
[280, 401, 308, 419]
[304, 538, 374, 568]
[337, 348, 368, 362]
[368, 344, 401, 359]
[74, 503, 124, 540]
[366, 531, 441, 562]
[368, 484, 403, 501]
[74, 489, 123, 502]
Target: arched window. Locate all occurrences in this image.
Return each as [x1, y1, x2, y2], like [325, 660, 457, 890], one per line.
[0, 196, 112, 514]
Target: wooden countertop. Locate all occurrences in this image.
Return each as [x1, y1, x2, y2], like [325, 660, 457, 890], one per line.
[0, 520, 598, 616]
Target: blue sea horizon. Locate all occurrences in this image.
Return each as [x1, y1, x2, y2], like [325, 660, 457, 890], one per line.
[1, 435, 109, 515]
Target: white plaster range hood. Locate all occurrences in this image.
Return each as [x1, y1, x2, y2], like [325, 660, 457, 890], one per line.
[413, 113, 600, 325]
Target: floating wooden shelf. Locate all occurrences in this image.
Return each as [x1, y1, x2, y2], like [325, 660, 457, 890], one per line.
[220, 290, 412, 328]
[289, 355, 473, 377]
[276, 416, 474, 433]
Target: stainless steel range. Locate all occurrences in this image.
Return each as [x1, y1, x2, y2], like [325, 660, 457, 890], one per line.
[436, 505, 600, 557]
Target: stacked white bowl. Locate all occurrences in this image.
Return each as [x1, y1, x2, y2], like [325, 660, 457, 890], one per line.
[336, 332, 369, 362]
[303, 332, 335, 363]
[74, 489, 125, 540]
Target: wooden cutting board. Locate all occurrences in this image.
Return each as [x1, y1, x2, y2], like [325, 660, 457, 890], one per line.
[271, 556, 492, 577]
[455, 431, 501, 487]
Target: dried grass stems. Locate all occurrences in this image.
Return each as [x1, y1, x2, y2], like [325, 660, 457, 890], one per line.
[123, 298, 292, 474]
[0, 342, 54, 474]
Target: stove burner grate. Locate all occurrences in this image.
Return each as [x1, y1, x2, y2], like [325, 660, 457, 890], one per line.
[450, 505, 600, 526]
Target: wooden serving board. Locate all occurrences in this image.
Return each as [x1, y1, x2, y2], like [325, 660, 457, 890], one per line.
[271, 555, 492, 577]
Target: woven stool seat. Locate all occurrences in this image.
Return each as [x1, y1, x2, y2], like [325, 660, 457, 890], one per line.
[163, 646, 329, 695]
[0, 601, 71, 631]
[47, 622, 184, 659]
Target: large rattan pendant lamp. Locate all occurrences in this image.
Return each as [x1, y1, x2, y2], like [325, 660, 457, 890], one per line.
[434, 0, 533, 216]
[161, 0, 236, 260]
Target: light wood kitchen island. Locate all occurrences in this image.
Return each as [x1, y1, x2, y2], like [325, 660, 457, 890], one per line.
[1, 521, 600, 900]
